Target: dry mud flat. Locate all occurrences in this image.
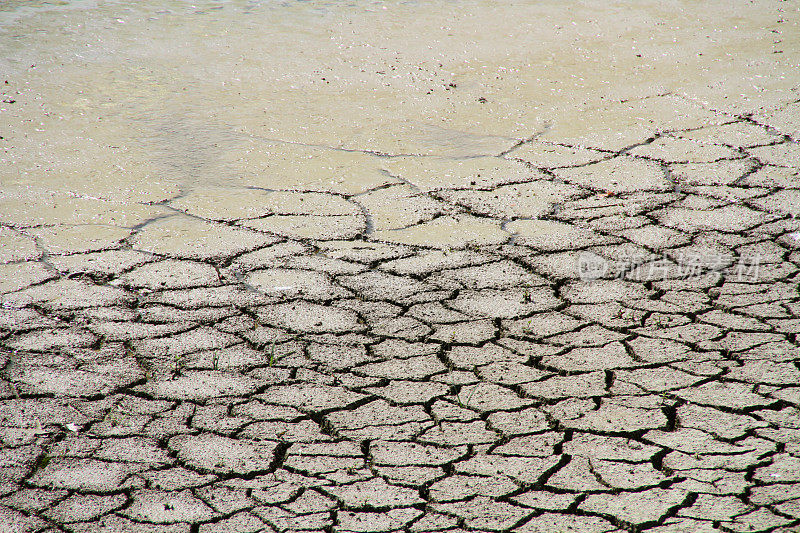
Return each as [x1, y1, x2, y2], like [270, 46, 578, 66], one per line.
[1, 0, 800, 532]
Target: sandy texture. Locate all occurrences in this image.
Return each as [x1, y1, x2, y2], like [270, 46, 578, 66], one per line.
[1, 0, 800, 531]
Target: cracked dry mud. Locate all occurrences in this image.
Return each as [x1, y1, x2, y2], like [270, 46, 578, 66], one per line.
[2, 1, 800, 532]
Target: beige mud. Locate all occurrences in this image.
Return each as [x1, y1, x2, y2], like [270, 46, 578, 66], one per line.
[1, 0, 800, 531]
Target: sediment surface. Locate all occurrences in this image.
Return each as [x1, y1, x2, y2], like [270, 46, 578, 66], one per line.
[1, 1, 799, 531]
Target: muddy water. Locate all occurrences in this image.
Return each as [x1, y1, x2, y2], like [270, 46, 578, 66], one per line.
[1, 0, 797, 252]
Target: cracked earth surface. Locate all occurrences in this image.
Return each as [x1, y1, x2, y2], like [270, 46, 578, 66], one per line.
[2, 1, 800, 532]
